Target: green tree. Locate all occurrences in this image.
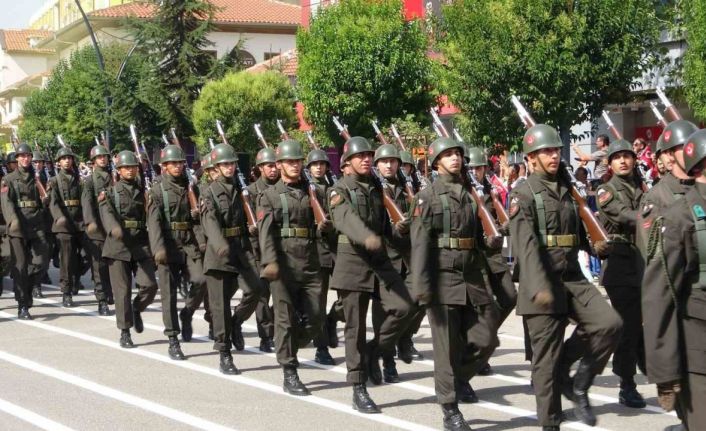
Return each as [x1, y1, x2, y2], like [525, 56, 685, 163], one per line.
[192, 71, 297, 156]
[20, 43, 164, 158]
[296, 0, 435, 147]
[438, 0, 662, 150]
[684, 0, 706, 120]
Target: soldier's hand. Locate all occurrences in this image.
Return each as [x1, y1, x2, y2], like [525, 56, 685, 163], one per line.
[364, 235, 382, 252]
[55, 216, 68, 229]
[533, 289, 554, 307]
[154, 248, 168, 265]
[262, 262, 280, 281]
[485, 234, 504, 250]
[657, 382, 681, 412]
[415, 291, 432, 307]
[217, 244, 230, 257]
[593, 240, 612, 258]
[190, 208, 200, 219]
[317, 219, 333, 233]
[248, 224, 258, 236]
[111, 226, 123, 240]
[86, 222, 98, 235]
[394, 218, 410, 235]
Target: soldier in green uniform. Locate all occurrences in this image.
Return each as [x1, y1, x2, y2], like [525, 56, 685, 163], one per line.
[410, 138, 500, 431]
[328, 136, 414, 413]
[509, 124, 622, 430]
[82, 144, 114, 314]
[6, 152, 17, 173]
[258, 139, 329, 394]
[147, 144, 204, 360]
[98, 150, 158, 348]
[48, 147, 86, 308]
[31, 150, 51, 299]
[307, 148, 337, 365]
[643, 128, 706, 431]
[595, 139, 647, 408]
[371, 143, 414, 384]
[201, 143, 261, 374]
[242, 147, 278, 352]
[0, 143, 48, 319]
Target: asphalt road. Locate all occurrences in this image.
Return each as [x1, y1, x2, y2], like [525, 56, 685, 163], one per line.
[0, 270, 681, 431]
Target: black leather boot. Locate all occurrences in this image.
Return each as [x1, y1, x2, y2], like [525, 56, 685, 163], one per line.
[572, 360, 597, 426]
[283, 366, 310, 396]
[259, 337, 273, 353]
[382, 355, 399, 383]
[133, 297, 144, 333]
[98, 301, 109, 316]
[456, 379, 478, 403]
[441, 402, 471, 431]
[542, 426, 560, 431]
[208, 323, 214, 340]
[477, 363, 492, 376]
[315, 347, 335, 365]
[62, 294, 74, 308]
[18, 306, 32, 320]
[120, 329, 134, 348]
[231, 317, 245, 351]
[326, 312, 339, 348]
[179, 308, 193, 342]
[619, 378, 646, 408]
[219, 351, 240, 375]
[168, 336, 186, 360]
[397, 338, 423, 364]
[32, 283, 44, 299]
[352, 383, 380, 413]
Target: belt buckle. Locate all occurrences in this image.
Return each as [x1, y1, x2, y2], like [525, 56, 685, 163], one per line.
[459, 238, 472, 249]
[449, 238, 459, 249]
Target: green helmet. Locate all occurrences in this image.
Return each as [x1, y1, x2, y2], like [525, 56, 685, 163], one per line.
[115, 150, 139, 168]
[201, 154, 213, 170]
[210, 143, 238, 165]
[428, 137, 464, 165]
[374, 143, 400, 163]
[275, 139, 305, 162]
[255, 147, 276, 165]
[657, 120, 699, 154]
[400, 150, 414, 166]
[89, 145, 110, 160]
[342, 136, 374, 162]
[306, 149, 330, 166]
[16, 143, 32, 156]
[466, 146, 488, 167]
[522, 124, 563, 154]
[152, 149, 162, 165]
[32, 151, 45, 162]
[159, 144, 186, 164]
[607, 139, 635, 161]
[683, 129, 706, 175]
[55, 147, 76, 161]
[6, 152, 16, 163]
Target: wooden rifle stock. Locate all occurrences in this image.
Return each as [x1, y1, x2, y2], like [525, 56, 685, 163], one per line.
[304, 169, 327, 224]
[464, 167, 500, 240]
[487, 180, 509, 225]
[656, 87, 683, 121]
[562, 162, 609, 243]
[373, 168, 406, 224]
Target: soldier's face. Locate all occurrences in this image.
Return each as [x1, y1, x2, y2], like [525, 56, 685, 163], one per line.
[469, 165, 486, 179]
[610, 151, 635, 176]
[217, 162, 236, 178]
[33, 161, 44, 170]
[376, 158, 399, 179]
[259, 163, 279, 181]
[95, 155, 108, 168]
[17, 153, 32, 169]
[350, 152, 373, 175]
[119, 166, 138, 180]
[277, 159, 302, 181]
[164, 161, 184, 177]
[436, 148, 462, 175]
[207, 167, 220, 181]
[529, 148, 560, 175]
[59, 156, 73, 171]
[309, 161, 328, 178]
[658, 151, 674, 172]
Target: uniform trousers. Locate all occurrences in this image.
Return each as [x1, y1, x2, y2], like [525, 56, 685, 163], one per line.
[9, 235, 47, 308]
[107, 258, 158, 330]
[56, 232, 90, 295]
[604, 284, 645, 380]
[205, 269, 260, 352]
[85, 238, 112, 302]
[158, 255, 206, 337]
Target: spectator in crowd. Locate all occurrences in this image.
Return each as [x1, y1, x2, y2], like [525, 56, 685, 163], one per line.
[572, 134, 610, 180]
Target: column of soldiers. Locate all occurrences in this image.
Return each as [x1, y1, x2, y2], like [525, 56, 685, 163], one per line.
[0, 112, 703, 431]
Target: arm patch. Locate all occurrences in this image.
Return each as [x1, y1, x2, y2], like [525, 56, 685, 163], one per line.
[597, 188, 613, 206]
[509, 196, 520, 218]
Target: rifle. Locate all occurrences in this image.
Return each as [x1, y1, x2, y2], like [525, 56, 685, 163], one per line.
[391, 124, 428, 192]
[370, 120, 389, 145]
[603, 111, 650, 191]
[601, 111, 623, 140]
[305, 130, 337, 186]
[485, 174, 510, 225]
[332, 116, 406, 224]
[649, 101, 668, 128]
[129, 124, 152, 191]
[276, 119, 290, 141]
[303, 168, 328, 224]
[169, 129, 200, 216]
[34, 140, 51, 180]
[656, 87, 682, 122]
[452, 128, 464, 143]
[372, 120, 415, 202]
[430, 108, 450, 138]
[216, 119, 257, 228]
[99, 132, 118, 184]
[254, 123, 269, 148]
[511, 96, 609, 244]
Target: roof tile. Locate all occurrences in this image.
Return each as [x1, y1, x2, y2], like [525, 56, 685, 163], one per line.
[0, 29, 54, 53]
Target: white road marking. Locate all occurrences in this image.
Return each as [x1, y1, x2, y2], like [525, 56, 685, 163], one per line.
[0, 397, 77, 431]
[0, 349, 237, 431]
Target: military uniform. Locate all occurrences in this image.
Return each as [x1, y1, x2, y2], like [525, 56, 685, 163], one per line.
[99, 151, 158, 348]
[328, 136, 414, 414]
[510, 125, 622, 429]
[201, 143, 261, 374]
[0, 144, 49, 319]
[31, 151, 52, 299]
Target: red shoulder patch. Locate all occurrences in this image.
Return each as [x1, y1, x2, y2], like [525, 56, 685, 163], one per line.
[256, 210, 265, 221]
[509, 197, 520, 218]
[642, 220, 652, 230]
[597, 189, 613, 205]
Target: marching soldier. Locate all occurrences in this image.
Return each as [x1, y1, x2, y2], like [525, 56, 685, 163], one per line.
[328, 136, 414, 413]
[411, 138, 500, 431]
[48, 146, 87, 308]
[31, 150, 51, 298]
[201, 143, 261, 374]
[509, 124, 622, 430]
[82, 144, 114, 314]
[243, 147, 278, 352]
[306, 148, 337, 365]
[99, 150, 158, 348]
[1, 143, 48, 319]
[258, 139, 329, 394]
[6, 152, 17, 173]
[643, 128, 706, 431]
[595, 139, 646, 408]
[147, 144, 204, 360]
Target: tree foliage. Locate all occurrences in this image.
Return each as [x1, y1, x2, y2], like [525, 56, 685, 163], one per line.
[296, 0, 435, 147]
[20, 43, 164, 159]
[438, 0, 662, 149]
[683, 0, 706, 120]
[192, 71, 297, 156]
